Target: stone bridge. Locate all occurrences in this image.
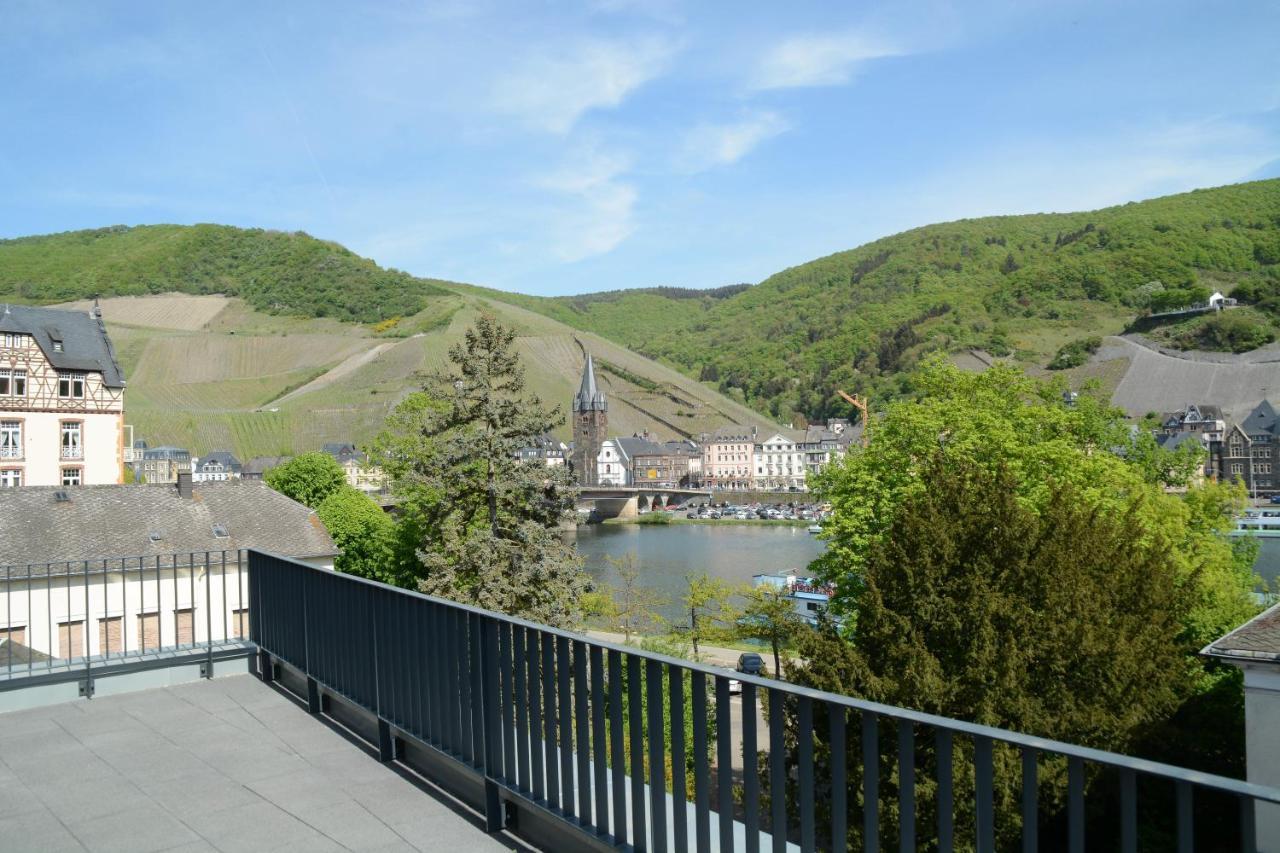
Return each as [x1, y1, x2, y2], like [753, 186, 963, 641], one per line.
[578, 485, 711, 520]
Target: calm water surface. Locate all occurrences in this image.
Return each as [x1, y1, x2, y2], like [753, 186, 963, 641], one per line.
[575, 523, 826, 624]
[573, 524, 1280, 623]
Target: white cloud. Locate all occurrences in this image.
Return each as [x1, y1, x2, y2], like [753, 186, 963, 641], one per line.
[678, 111, 788, 172]
[536, 147, 638, 262]
[491, 37, 674, 134]
[750, 31, 899, 91]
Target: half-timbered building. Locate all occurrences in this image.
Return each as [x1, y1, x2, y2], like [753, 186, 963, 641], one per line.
[0, 303, 126, 486]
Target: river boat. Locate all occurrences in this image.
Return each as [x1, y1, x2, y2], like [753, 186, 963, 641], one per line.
[807, 524, 823, 534]
[1233, 509, 1280, 538]
[752, 571, 837, 626]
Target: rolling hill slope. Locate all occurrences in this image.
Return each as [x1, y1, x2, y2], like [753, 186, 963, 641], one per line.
[469, 179, 1280, 423]
[75, 292, 784, 460]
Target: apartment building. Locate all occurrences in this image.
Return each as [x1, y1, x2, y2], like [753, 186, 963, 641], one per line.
[0, 303, 126, 487]
[753, 432, 807, 491]
[700, 427, 757, 490]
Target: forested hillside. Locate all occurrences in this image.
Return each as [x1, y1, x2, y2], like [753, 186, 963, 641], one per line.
[478, 179, 1280, 423]
[0, 224, 451, 323]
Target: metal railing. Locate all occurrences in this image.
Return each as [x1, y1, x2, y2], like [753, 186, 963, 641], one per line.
[248, 550, 1280, 853]
[1, 550, 250, 691]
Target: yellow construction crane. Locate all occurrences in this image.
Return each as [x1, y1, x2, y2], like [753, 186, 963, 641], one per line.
[836, 390, 870, 447]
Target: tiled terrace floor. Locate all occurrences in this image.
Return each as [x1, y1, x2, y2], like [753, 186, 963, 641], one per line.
[0, 675, 525, 852]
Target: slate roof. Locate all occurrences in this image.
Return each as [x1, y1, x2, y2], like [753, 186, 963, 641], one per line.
[1240, 400, 1279, 438]
[1202, 600, 1280, 663]
[1156, 432, 1203, 452]
[196, 450, 242, 472]
[573, 354, 607, 413]
[616, 436, 671, 458]
[0, 304, 126, 388]
[323, 442, 367, 464]
[0, 481, 337, 567]
[242, 455, 290, 476]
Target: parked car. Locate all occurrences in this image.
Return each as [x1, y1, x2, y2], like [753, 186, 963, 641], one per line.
[728, 678, 742, 695]
[737, 653, 766, 677]
[1271, 494, 1280, 505]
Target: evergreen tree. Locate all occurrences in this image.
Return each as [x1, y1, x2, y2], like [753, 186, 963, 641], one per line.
[374, 314, 587, 626]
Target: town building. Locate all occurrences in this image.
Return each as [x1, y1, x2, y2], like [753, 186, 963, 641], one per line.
[700, 426, 757, 490]
[800, 418, 859, 478]
[596, 437, 631, 486]
[516, 434, 568, 467]
[619, 434, 691, 488]
[1202, 600, 1280, 841]
[192, 450, 243, 482]
[323, 442, 385, 494]
[1159, 403, 1227, 444]
[241, 454, 289, 481]
[753, 432, 807, 491]
[664, 439, 702, 487]
[0, 303, 126, 487]
[1211, 400, 1279, 497]
[0, 474, 337, 663]
[133, 445, 192, 485]
[570, 354, 607, 486]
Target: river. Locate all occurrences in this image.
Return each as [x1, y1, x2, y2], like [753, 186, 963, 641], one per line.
[575, 523, 827, 625]
[574, 524, 1280, 624]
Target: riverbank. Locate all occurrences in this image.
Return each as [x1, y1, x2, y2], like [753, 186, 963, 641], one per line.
[596, 514, 814, 528]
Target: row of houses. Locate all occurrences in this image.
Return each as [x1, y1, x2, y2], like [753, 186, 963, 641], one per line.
[123, 440, 385, 493]
[1157, 400, 1280, 496]
[532, 355, 862, 491]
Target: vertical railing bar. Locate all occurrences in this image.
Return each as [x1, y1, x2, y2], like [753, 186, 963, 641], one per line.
[830, 705, 847, 852]
[715, 676, 734, 853]
[530, 627, 545, 802]
[609, 648, 627, 842]
[669, 663, 688, 853]
[1067, 755, 1083, 853]
[1176, 781, 1193, 853]
[591, 645, 610, 838]
[25, 564, 32, 674]
[629, 653, 647, 852]
[575, 640, 593, 828]
[543, 631, 560, 810]
[863, 711, 880, 853]
[220, 550, 228, 642]
[204, 552, 212, 676]
[1120, 767, 1136, 853]
[1240, 796, 1256, 853]
[742, 682, 759, 853]
[897, 718, 913, 853]
[798, 697, 815, 852]
[473, 614, 487, 766]
[976, 736, 995, 853]
[45, 563, 51, 672]
[937, 729, 954, 853]
[501, 623, 515, 784]
[558, 634, 574, 816]
[692, 670, 710, 853]
[770, 687, 786, 853]
[647, 658, 667, 852]
[1020, 746, 1038, 853]
[515, 626, 530, 791]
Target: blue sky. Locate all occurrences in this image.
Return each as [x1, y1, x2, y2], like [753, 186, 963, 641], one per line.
[2, 1, 1277, 296]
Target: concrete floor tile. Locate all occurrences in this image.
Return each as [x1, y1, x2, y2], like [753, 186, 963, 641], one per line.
[0, 807, 88, 852]
[68, 804, 198, 853]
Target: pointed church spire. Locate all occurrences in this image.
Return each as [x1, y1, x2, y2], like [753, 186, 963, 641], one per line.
[574, 353, 607, 412]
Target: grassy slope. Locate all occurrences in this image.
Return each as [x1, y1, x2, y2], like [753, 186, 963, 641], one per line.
[467, 180, 1280, 422]
[90, 292, 784, 460]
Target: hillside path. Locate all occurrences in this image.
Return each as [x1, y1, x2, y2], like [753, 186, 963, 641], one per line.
[261, 341, 396, 407]
[1100, 335, 1280, 418]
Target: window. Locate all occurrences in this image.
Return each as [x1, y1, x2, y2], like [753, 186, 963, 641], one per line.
[57, 372, 86, 399]
[0, 469, 19, 487]
[0, 421, 19, 458]
[1230, 441, 1243, 455]
[58, 620, 85, 659]
[60, 467, 81, 486]
[0, 333, 27, 348]
[12, 370, 25, 397]
[1230, 463, 1244, 475]
[60, 422, 82, 459]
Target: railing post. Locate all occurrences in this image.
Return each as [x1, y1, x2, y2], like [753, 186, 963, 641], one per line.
[481, 616, 504, 833]
[81, 560, 93, 698]
[204, 552, 213, 679]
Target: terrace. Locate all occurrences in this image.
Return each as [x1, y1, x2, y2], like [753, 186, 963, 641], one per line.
[3, 550, 1279, 852]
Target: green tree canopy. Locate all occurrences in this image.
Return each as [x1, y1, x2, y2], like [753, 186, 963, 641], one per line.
[371, 314, 587, 626]
[264, 452, 347, 508]
[315, 486, 399, 585]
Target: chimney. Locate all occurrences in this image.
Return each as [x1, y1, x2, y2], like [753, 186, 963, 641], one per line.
[177, 471, 193, 499]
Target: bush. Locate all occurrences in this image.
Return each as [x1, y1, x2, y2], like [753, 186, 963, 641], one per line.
[1182, 312, 1276, 353]
[1047, 336, 1102, 369]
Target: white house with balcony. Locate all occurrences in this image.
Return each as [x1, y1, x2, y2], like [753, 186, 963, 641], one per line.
[0, 303, 126, 487]
[752, 432, 807, 491]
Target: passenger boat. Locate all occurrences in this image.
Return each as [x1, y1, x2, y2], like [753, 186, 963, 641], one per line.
[807, 524, 823, 534]
[1232, 509, 1280, 538]
[752, 571, 837, 626]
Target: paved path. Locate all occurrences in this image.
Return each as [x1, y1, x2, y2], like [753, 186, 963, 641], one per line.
[263, 342, 397, 408]
[0, 675, 523, 852]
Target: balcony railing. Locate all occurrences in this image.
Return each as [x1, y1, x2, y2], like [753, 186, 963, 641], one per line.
[60, 444, 83, 460]
[0, 445, 20, 458]
[247, 551, 1280, 852]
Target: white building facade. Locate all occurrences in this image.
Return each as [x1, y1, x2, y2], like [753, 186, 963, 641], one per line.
[0, 305, 126, 487]
[752, 433, 807, 491]
[596, 438, 631, 486]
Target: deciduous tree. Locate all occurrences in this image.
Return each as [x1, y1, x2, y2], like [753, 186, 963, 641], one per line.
[264, 452, 347, 508]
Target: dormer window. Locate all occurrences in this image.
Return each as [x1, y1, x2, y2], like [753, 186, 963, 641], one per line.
[53, 342, 63, 352]
[58, 372, 86, 399]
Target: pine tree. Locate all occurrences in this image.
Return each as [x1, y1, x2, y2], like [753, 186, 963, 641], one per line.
[375, 314, 587, 626]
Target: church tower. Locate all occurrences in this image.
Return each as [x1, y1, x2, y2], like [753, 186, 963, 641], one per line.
[571, 354, 607, 486]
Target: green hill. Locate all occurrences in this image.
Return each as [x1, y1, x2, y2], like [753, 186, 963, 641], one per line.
[0, 224, 451, 323]
[469, 179, 1280, 423]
